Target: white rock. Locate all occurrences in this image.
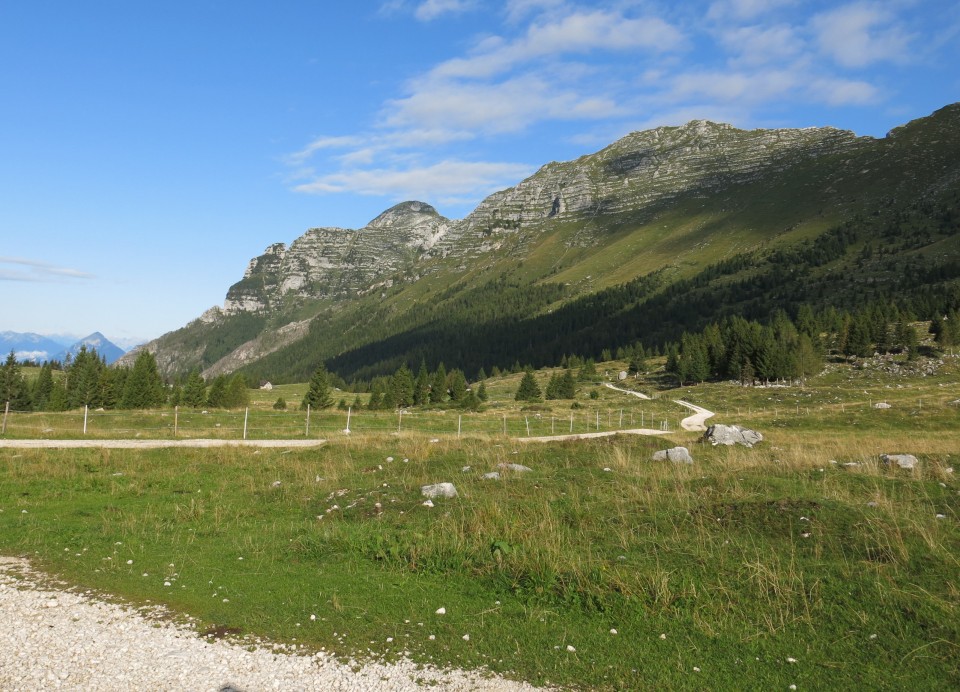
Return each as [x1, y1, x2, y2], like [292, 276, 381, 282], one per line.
[421, 483, 458, 499]
[435, 607, 446, 615]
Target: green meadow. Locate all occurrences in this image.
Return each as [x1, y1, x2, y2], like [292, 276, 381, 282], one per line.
[1, 359, 958, 689]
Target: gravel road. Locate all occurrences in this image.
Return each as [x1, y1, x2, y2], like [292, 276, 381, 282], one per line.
[0, 557, 540, 691]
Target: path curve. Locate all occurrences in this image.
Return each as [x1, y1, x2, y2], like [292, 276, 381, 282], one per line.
[518, 428, 668, 443]
[674, 400, 715, 432]
[0, 439, 327, 449]
[603, 383, 651, 399]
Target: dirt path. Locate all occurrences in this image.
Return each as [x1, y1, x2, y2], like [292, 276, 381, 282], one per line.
[0, 439, 327, 449]
[603, 383, 652, 399]
[674, 400, 715, 431]
[518, 428, 668, 443]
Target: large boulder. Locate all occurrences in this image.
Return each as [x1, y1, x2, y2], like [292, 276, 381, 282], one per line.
[881, 454, 918, 470]
[421, 482, 458, 499]
[702, 424, 763, 447]
[652, 446, 694, 464]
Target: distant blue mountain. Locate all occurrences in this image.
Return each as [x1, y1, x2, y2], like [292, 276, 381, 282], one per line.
[55, 332, 126, 365]
[1, 331, 127, 364]
[0, 331, 66, 363]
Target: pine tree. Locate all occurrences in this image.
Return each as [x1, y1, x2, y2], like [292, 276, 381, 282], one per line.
[182, 370, 207, 408]
[224, 374, 250, 408]
[301, 366, 334, 410]
[206, 375, 228, 408]
[477, 381, 488, 402]
[120, 350, 166, 409]
[429, 363, 447, 404]
[0, 351, 31, 410]
[515, 370, 542, 402]
[389, 364, 415, 408]
[31, 363, 54, 411]
[413, 362, 430, 406]
[448, 369, 468, 402]
[559, 368, 577, 398]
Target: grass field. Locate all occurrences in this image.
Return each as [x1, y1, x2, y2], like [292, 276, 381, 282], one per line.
[1, 358, 958, 689]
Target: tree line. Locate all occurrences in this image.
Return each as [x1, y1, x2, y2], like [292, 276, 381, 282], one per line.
[0, 347, 251, 412]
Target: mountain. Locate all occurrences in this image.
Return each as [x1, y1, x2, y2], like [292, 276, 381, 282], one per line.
[55, 332, 126, 365]
[0, 332, 67, 363]
[121, 104, 960, 382]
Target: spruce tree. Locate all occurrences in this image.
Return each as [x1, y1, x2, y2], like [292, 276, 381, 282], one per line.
[301, 366, 334, 410]
[390, 365, 415, 408]
[120, 350, 165, 409]
[206, 375, 228, 408]
[0, 351, 31, 410]
[515, 370, 542, 402]
[429, 364, 447, 404]
[448, 369, 468, 402]
[182, 370, 207, 408]
[413, 362, 430, 406]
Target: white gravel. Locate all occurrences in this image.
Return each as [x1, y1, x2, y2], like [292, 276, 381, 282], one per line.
[0, 557, 540, 691]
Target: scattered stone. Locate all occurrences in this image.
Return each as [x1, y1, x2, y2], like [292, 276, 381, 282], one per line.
[873, 402, 892, 409]
[422, 500, 434, 508]
[461, 466, 471, 472]
[483, 472, 500, 480]
[566, 645, 576, 652]
[271, 481, 282, 488]
[701, 424, 763, 447]
[881, 454, 918, 470]
[652, 446, 693, 464]
[866, 501, 879, 507]
[420, 483, 458, 499]
[435, 607, 446, 615]
[936, 514, 947, 520]
[497, 463, 533, 473]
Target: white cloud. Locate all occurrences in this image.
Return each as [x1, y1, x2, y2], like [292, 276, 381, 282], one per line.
[707, 0, 798, 22]
[0, 257, 95, 282]
[414, 0, 476, 21]
[294, 159, 534, 201]
[432, 9, 684, 80]
[719, 24, 804, 67]
[385, 74, 622, 133]
[808, 76, 880, 105]
[811, 2, 913, 68]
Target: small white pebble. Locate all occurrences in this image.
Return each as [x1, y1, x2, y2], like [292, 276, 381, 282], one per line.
[787, 657, 797, 663]
[386, 456, 394, 462]
[428, 635, 435, 640]
[462, 634, 470, 641]
[936, 514, 946, 520]
[790, 686, 797, 690]
[693, 666, 701, 672]
[435, 607, 446, 615]
[310, 614, 316, 621]
[659, 633, 667, 640]
[610, 628, 618, 635]
[603, 467, 612, 472]
[386, 637, 394, 643]
[869, 633, 877, 639]
[566, 645, 576, 652]
[222, 598, 229, 603]
[163, 582, 171, 587]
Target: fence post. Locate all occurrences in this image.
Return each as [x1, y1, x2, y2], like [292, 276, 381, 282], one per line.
[569, 413, 573, 433]
[458, 414, 462, 438]
[525, 416, 530, 437]
[398, 410, 402, 433]
[306, 404, 311, 437]
[596, 410, 600, 430]
[345, 406, 352, 434]
[2, 401, 9, 435]
[174, 405, 179, 437]
[243, 407, 249, 440]
[83, 405, 88, 435]
[503, 414, 506, 436]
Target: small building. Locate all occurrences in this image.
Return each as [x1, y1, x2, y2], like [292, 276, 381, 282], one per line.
[259, 381, 274, 391]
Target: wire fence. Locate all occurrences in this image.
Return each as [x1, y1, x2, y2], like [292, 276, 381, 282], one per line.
[0, 403, 674, 441]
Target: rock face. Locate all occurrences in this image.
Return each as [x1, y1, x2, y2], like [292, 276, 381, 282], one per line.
[222, 123, 864, 315]
[224, 202, 450, 313]
[881, 454, 918, 470]
[652, 446, 694, 463]
[702, 424, 763, 447]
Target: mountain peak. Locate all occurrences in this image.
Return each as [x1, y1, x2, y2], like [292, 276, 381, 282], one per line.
[367, 201, 443, 229]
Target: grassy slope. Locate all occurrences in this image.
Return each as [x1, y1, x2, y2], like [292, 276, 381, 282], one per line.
[2, 360, 958, 690]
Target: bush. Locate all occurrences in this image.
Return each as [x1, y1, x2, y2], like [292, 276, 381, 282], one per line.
[272, 397, 287, 410]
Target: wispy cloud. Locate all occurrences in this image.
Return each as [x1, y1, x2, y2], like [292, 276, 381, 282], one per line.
[811, 2, 913, 68]
[287, 0, 934, 209]
[0, 257, 96, 282]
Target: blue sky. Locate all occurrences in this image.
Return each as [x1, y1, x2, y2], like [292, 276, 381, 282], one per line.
[2, 0, 958, 347]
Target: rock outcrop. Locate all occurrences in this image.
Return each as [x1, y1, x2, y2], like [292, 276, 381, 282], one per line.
[702, 424, 763, 448]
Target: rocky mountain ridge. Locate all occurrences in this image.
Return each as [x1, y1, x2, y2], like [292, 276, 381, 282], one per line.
[119, 103, 960, 379]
